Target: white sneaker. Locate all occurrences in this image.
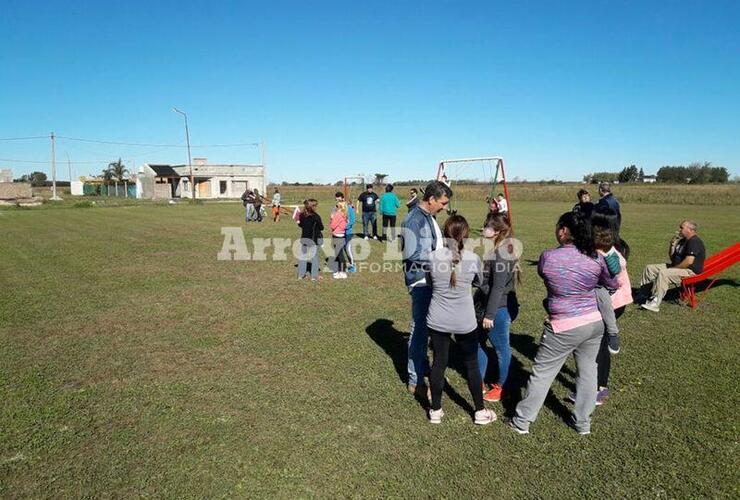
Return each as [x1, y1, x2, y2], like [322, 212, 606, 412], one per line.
[474, 408, 497, 425]
[339, 272, 348, 279]
[641, 298, 660, 312]
[429, 408, 444, 424]
[364, 236, 369, 240]
[332, 272, 342, 279]
[373, 235, 378, 240]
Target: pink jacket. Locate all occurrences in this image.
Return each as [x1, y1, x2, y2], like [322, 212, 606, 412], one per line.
[330, 211, 348, 236]
[597, 249, 633, 310]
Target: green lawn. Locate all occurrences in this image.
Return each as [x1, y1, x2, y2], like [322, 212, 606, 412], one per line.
[1, 200, 739, 497]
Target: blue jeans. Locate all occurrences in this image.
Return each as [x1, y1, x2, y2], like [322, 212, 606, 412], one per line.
[362, 211, 377, 238]
[297, 240, 321, 279]
[477, 306, 513, 387]
[408, 285, 433, 386]
[245, 204, 254, 221]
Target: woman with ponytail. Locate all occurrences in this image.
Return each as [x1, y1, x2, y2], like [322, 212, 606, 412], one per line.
[476, 213, 520, 403]
[425, 215, 496, 425]
[509, 212, 619, 435]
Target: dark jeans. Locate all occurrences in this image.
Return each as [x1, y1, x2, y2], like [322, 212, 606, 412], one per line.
[331, 236, 347, 272]
[596, 307, 624, 388]
[362, 212, 378, 238]
[254, 204, 263, 222]
[429, 328, 484, 412]
[382, 214, 397, 241]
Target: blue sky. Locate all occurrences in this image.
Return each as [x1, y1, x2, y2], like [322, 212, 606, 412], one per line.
[1, 0, 738, 182]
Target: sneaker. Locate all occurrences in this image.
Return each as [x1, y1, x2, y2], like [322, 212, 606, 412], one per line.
[506, 419, 529, 435]
[373, 235, 378, 240]
[474, 408, 496, 425]
[641, 298, 660, 312]
[429, 408, 444, 424]
[567, 389, 609, 406]
[596, 387, 610, 406]
[364, 236, 369, 240]
[347, 265, 356, 273]
[607, 334, 620, 354]
[578, 429, 591, 436]
[483, 384, 503, 402]
[339, 272, 348, 279]
[332, 272, 342, 279]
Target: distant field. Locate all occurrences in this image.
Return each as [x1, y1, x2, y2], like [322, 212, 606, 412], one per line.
[29, 182, 740, 206]
[1, 198, 739, 497]
[267, 182, 740, 206]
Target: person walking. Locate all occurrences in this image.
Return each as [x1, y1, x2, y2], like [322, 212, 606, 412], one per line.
[426, 214, 496, 425]
[358, 184, 379, 240]
[509, 212, 619, 435]
[271, 188, 282, 222]
[380, 184, 401, 241]
[400, 180, 452, 397]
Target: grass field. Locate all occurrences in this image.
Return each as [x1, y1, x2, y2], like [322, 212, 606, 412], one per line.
[1, 196, 739, 497]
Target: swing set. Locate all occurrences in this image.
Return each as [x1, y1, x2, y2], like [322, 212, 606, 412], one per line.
[434, 156, 512, 227]
[342, 176, 366, 202]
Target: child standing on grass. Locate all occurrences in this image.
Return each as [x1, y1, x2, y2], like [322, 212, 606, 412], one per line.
[476, 214, 520, 403]
[426, 215, 496, 426]
[297, 199, 323, 282]
[330, 202, 349, 279]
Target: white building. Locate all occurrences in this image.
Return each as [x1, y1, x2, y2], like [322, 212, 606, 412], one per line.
[137, 158, 266, 200]
[0, 169, 12, 183]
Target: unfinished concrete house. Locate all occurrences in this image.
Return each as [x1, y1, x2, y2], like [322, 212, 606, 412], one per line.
[137, 158, 265, 200]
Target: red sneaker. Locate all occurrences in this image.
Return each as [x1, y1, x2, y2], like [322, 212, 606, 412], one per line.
[483, 384, 503, 402]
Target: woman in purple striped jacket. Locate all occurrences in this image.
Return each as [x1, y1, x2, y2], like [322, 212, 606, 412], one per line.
[509, 212, 619, 435]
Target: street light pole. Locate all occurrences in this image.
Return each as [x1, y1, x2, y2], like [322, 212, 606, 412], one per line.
[50, 131, 62, 201]
[173, 107, 194, 199]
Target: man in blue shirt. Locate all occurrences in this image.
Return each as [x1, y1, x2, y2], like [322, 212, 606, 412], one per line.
[595, 182, 621, 228]
[400, 180, 453, 397]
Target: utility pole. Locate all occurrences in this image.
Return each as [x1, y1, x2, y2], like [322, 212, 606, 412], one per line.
[173, 107, 194, 199]
[66, 152, 72, 183]
[261, 140, 267, 192]
[50, 131, 62, 201]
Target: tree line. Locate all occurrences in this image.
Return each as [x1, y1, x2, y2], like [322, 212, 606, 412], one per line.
[586, 162, 729, 184]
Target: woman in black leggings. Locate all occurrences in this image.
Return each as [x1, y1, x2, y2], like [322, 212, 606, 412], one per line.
[425, 215, 496, 425]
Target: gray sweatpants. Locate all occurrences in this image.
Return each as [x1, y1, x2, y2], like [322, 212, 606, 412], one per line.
[596, 287, 618, 335]
[513, 320, 603, 433]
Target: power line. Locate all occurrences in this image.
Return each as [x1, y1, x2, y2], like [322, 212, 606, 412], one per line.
[0, 136, 48, 141]
[56, 135, 259, 148]
[0, 157, 106, 165]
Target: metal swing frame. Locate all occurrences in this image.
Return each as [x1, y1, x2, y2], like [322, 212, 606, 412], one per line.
[435, 156, 513, 228]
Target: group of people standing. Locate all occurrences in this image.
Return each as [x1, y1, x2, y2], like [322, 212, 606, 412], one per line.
[401, 180, 632, 433]
[294, 183, 420, 280]
[242, 187, 284, 223]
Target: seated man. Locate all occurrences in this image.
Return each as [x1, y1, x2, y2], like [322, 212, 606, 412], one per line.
[640, 220, 705, 312]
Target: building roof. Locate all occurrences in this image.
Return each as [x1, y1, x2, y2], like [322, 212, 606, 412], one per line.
[149, 164, 180, 177]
